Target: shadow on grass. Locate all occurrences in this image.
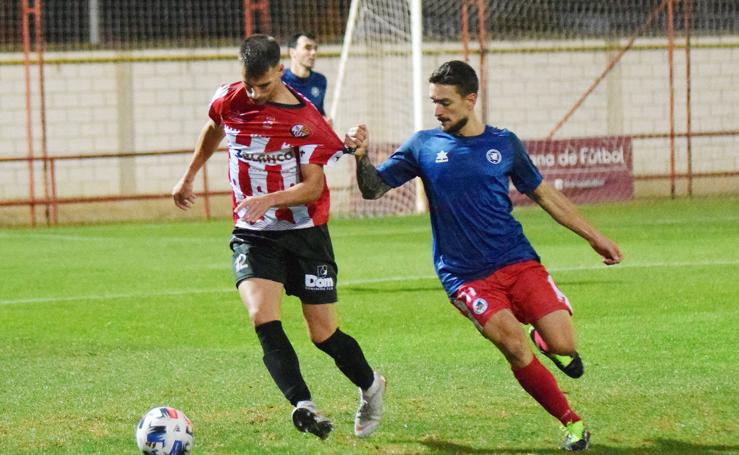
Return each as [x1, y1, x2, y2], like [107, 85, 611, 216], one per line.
[418, 437, 739, 454]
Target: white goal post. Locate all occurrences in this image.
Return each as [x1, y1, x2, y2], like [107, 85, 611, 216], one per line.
[330, 0, 427, 215]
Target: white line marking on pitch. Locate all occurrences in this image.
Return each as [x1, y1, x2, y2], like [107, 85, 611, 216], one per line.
[0, 227, 431, 242]
[0, 232, 224, 243]
[1, 259, 736, 306]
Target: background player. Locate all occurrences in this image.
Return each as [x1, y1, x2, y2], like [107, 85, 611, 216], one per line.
[345, 60, 622, 451]
[172, 34, 385, 440]
[282, 32, 332, 125]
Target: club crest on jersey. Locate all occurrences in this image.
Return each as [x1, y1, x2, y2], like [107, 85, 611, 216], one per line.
[472, 298, 488, 315]
[291, 124, 311, 138]
[486, 149, 502, 164]
[310, 86, 320, 97]
[435, 150, 448, 163]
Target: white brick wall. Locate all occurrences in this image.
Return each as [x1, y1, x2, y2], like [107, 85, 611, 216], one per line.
[0, 37, 737, 220]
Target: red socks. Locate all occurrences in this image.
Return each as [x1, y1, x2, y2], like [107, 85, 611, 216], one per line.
[512, 356, 580, 425]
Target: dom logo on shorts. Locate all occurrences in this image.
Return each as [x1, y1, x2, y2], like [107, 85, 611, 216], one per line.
[305, 265, 334, 290]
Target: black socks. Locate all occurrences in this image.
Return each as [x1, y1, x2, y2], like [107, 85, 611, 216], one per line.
[255, 320, 310, 406]
[315, 329, 375, 390]
[255, 322, 375, 406]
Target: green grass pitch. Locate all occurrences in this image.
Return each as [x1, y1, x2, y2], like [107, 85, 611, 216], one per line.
[1, 197, 737, 454]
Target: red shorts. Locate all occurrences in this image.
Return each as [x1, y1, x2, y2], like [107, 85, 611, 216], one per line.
[451, 260, 572, 329]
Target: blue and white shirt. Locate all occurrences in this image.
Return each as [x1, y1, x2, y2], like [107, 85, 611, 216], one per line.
[282, 69, 327, 116]
[377, 126, 543, 296]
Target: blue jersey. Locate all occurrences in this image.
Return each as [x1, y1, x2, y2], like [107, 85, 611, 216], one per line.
[377, 126, 543, 296]
[282, 69, 327, 116]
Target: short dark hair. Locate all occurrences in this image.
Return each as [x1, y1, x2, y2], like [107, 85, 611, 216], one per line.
[429, 60, 479, 97]
[288, 32, 316, 49]
[239, 34, 281, 78]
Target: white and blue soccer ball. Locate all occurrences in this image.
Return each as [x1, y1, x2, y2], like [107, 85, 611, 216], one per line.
[136, 406, 193, 455]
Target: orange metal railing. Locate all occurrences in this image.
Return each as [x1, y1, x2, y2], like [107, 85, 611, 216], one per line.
[3, 0, 738, 226]
[21, 0, 48, 226]
[0, 149, 227, 225]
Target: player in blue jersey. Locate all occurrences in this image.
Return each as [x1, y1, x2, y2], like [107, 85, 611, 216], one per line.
[345, 60, 622, 451]
[283, 32, 331, 124]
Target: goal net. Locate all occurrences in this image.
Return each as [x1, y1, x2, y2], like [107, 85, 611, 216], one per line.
[327, 0, 420, 217]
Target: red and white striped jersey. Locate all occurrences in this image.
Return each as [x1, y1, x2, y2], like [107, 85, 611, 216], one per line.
[208, 81, 344, 230]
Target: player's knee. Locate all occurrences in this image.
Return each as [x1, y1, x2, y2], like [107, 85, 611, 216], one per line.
[308, 328, 331, 344]
[533, 309, 577, 354]
[503, 345, 533, 369]
[246, 307, 264, 324]
[306, 321, 336, 344]
[245, 304, 278, 326]
[493, 335, 532, 366]
[546, 336, 577, 356]
[304, 310, 337, 343]
[482, 312, 531, 363]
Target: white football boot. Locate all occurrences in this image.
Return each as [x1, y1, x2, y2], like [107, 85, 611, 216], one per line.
[354, 372, 386, 437]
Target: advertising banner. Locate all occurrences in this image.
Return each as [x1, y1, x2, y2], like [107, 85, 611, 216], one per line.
[512, 136, 633, 204]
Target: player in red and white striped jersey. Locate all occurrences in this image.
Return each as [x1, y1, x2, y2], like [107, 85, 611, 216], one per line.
[209, 77, 342, 230]
[172, 34, 385, 440]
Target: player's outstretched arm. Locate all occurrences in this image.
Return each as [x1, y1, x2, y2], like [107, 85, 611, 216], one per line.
[172, 119, 224, 210]
[355, 154, 392, 200]
[527, 181, 623, 265]
[345, 124, 392, 200]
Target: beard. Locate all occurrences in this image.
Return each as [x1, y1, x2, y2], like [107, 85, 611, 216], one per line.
[440, 116, 468, 135]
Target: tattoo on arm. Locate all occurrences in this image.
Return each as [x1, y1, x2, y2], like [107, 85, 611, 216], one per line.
[356, 154, 391, 199]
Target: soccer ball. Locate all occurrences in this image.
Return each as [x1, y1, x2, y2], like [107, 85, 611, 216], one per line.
[135, 406, 193, 455]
